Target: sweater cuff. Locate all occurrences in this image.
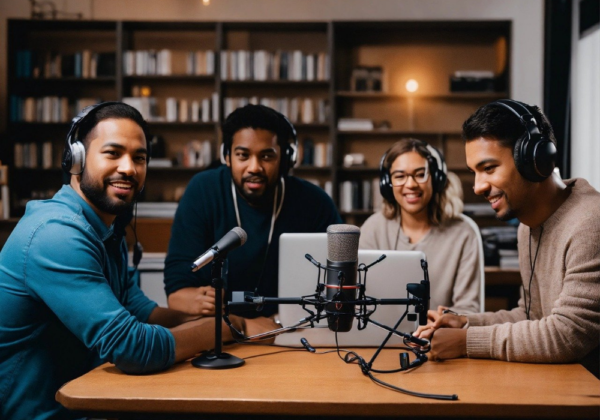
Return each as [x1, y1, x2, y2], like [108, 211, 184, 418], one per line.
[466, 313, 486, 327]
[466, 326, 493, 359]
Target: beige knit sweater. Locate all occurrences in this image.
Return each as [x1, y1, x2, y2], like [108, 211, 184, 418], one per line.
[359, 213, 481, 314]
[467, 178, 600, 377]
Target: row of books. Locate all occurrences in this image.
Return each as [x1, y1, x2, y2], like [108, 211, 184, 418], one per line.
[166, 95, 219, 123]
[299, 139, 332, 168]
[122, 94, 219, 123]
[14, 142, 54, 169]
[136, 202, 179, 218]
[224, 97, 328, 124]
[15, 49, 116, 79]
[220, 50, 329, 81]
[339, 179, 383, 213]
[9, 96, 99, 123]
[122, 50, 215, 76]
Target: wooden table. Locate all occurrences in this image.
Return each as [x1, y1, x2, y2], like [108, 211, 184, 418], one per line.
[57, 344, 600, 419]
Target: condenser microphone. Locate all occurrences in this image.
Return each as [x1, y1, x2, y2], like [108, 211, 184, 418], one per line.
[191, 227, 247, 272]
[325, 224, 360, 332]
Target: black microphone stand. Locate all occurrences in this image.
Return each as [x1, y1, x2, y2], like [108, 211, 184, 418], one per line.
[192, 257, 245, 369]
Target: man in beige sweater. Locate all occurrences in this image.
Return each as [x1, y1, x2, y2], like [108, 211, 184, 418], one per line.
[415, 100, 600, 378]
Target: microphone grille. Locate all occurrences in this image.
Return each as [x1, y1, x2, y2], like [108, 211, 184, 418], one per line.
[232, 227, 248, 245]
[327, 224, 360, 262]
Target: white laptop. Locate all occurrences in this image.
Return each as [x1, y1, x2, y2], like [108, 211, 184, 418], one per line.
[274, 233, 427, 348]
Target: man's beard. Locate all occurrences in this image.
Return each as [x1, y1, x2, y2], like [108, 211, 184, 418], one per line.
[238, 175, 278, 208]
[496, 208, 517, 221]
[80, 171, 137, 216]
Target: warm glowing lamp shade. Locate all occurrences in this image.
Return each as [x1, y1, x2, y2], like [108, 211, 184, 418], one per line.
[405, 79, 419, 93]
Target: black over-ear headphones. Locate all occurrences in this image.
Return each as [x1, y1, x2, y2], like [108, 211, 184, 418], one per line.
[379, 140, 447, 203]
[62, 101, 152, 175]
[220, 105, 298, 177]
[491, 99, 557, 182]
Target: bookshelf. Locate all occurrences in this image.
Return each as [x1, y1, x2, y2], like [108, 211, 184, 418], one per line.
[332, 21, 511, 225]
[6, 19, 510, 224]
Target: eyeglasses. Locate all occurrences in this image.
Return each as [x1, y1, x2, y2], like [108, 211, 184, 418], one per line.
[390, 169, 430, 187]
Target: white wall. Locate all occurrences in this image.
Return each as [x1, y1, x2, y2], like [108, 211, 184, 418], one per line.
[570, 1, 600, 189]
[0, 0, 545, 132]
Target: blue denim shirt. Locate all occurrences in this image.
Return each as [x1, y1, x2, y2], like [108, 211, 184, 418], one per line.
[0, 185, 175, 420]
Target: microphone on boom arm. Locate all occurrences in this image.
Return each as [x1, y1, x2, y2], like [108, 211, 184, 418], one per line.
[191, 227, 248, 272]
[325, 224, 361, 332]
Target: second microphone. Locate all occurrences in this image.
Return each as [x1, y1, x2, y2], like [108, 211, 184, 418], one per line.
[325, 224, 361, 332]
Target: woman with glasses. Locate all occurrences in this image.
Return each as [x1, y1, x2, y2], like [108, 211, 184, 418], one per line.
[360, 138, 482, 314]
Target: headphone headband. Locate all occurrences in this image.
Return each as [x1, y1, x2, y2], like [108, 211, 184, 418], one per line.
[490, 99, 556, 182]
[379, 139, 447, 204]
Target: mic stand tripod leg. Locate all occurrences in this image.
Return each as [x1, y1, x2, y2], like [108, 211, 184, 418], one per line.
[192, 258, 244, 369]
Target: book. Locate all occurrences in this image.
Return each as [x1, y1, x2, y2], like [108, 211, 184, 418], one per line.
[337, 118, 374, 131]
[136, 202, 178, 218]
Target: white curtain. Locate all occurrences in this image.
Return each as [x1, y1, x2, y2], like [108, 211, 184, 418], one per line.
[571, 1, 600, 190]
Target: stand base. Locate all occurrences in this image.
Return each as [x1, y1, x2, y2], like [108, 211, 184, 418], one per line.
[191, 352, 245, 369]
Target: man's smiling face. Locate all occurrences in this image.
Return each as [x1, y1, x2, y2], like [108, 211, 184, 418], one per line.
[466, 137, 532, 221]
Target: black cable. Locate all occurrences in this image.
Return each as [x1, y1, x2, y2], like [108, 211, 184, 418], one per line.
[367, 371, 458, 400]
[220, 254, 457, 401]
[525, 225, 544, 320]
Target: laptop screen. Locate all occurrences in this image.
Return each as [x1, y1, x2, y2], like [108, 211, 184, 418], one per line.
[275, 232, 427, 348]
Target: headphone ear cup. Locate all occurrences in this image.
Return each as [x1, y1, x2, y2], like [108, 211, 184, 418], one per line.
[63, 140, 86, 175]
[532, 139, 557, 179]
[424, 145, 448, 193]
[513, 133, 528, 179]
[378, 152, 395, 203]
[61, 145, 73, 174]
[288, 141, 298, 170]
[280, 142, 297, 177]
[434, 169, 448, 192]
[513, 133, 548, 182]
[379, 171, 395, 203]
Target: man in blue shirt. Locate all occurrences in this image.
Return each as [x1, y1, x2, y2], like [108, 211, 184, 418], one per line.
[164, 105, 342, 324]
[0, 102, 242, 420]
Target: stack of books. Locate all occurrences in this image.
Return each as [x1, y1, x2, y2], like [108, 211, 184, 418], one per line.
[449, 70, 496, 92]
[136, 202, 178, 218]
[337, 118, 374, 131]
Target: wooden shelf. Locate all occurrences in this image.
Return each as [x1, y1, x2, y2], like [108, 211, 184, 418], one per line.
[6, 18, 511, 219]
[293, 166, 331, 172]
[15, 77, 116, 83]
[123, 75, 215, 82]
[147, 122, 216, 128]
[336, 130, 460, 136]
[337, 91, 509, 100]
[222, 80, 329, 86]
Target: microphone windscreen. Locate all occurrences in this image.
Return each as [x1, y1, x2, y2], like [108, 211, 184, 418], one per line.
[231, 226, 248, 245]
[327, 224, 360, 262]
